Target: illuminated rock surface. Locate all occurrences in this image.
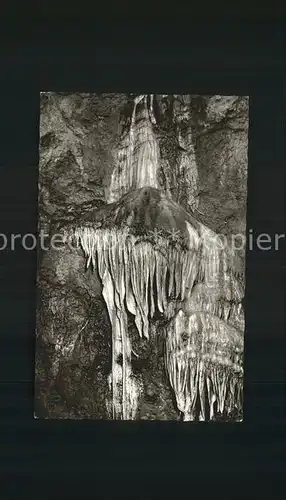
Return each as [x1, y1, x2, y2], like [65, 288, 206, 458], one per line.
[36, 93, 248, 420]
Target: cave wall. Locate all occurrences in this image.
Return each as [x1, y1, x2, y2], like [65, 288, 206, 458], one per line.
[35, 93, 248, 419]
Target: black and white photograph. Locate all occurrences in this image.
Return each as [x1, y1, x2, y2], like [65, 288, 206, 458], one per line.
[35, 93, 249, 421]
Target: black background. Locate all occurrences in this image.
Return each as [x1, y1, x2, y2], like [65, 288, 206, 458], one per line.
[0, 17, 285, 497]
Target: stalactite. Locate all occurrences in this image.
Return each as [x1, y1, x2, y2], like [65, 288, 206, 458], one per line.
[186, 281, 244, 330]
[164, 309, 243, 421]
[75, 215, 197, 419]
[71, 90, 245, 420]
[74, 193, 244, 421]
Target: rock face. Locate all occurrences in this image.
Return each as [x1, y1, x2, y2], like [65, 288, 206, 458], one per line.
[35, 93, 248, 420]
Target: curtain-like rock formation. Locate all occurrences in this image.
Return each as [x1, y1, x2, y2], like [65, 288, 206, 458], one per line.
[108, 95, 159, 203]
[73, 185, 244, 420]
[36, 93, 248, 421]
[165, 309, 243, 421]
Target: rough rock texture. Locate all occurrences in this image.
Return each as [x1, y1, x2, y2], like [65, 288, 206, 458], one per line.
[35, 93, 248, 420]
[35, 244, 111, 418]
[39, 93, 127, 234]
[191, 95, 248, 236]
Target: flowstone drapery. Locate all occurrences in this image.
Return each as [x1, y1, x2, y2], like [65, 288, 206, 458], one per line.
[73, 191, 244, 420]
[108, 95, 159, 203]
[165, 310, 243, 421]
[70, 94, 245, 421]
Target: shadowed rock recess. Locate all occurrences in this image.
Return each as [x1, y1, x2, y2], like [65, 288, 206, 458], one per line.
[35, 93, 248, 421]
